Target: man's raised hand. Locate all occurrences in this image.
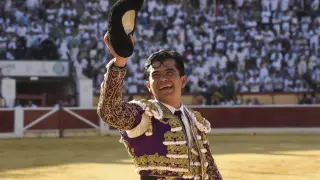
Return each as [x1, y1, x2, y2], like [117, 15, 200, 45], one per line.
[104, 32, 135, 67]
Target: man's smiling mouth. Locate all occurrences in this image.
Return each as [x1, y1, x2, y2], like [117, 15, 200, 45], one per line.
[160, 85, 173, 90]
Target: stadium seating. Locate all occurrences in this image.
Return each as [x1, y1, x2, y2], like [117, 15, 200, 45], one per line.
[0, 0, 319, 106]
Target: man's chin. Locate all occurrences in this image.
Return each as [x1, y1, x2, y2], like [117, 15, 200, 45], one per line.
[157, 92, 175, 100]
[159, 89, 175, 95]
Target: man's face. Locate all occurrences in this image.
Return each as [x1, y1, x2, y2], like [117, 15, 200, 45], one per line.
[146, 58, 187, 104]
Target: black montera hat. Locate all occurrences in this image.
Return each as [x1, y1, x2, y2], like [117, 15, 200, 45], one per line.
[107, 0, 144, 58]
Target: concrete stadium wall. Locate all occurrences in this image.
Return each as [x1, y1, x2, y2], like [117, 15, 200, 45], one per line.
[1, 105, 320, 138]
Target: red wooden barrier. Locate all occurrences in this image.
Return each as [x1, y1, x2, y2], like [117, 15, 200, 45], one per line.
[0, 110, 14, 132]
[193, 106, 320, 128]
[2, 106, 320, 133]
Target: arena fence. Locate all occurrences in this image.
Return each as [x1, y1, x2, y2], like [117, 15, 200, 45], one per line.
[1, 105, 320, 138]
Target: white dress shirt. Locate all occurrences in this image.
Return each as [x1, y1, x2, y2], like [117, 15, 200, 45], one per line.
[160, 101, 192, 147]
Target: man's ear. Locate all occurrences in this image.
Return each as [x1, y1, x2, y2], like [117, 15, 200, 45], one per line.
[181, 75, 188, 88]
[146, 81, 152, 93]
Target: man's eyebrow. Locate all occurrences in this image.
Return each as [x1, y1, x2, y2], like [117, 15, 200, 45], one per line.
[151, 70, 160, 75]
[165, 68, 176, 72]
[151, 68, 175, 74]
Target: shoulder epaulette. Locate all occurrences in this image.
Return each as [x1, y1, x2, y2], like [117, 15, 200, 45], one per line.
[185, 108, 211, 133]
[129, 99, 163, 120]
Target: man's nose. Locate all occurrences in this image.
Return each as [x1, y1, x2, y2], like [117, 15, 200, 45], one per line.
[159, 75, 168, 82]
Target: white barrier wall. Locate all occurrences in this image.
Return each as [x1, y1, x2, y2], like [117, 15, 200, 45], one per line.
[14, 107, 24, 137]
[77, 78, 93, 107]
[1, 78, 16, 107]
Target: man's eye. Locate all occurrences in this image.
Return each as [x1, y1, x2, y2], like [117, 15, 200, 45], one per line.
[152, 74, 160, 78]
[167, 72, 174, 75]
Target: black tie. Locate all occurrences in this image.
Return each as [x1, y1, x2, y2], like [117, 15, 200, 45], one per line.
[174, 110, 192, 148]
[174, 110, 183, 120]
[174, 110, 188, 136]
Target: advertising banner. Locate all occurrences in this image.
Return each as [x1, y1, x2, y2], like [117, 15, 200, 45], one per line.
[0, 61, 69, 77]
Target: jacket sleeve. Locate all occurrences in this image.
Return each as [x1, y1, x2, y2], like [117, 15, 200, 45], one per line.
[97, 59, 144, 130]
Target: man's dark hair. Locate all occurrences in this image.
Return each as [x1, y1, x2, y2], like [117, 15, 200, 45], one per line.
[144, 49, 185, 80]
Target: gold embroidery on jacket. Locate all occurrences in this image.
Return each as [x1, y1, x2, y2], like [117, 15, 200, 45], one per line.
[97, 61, 142, 130]
[164, 131, 185, 141]
[167, 145, 188, 155]
[134, 153, 189, 168]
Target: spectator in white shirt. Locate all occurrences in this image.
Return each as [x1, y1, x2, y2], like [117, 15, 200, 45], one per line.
[308, 54, 318, 71]
[26, 100, 37, 108]
[284, 76, 294, 91]
[261, 8, 271, 26]
[236, 47, 247, 71]
[297, 56, 308, 76]
[259, 63, 269, 80]
[312, 67, 320, 90]
[270, 0, 279, 12]
[16, 22, 27, 37]
[226, 45, 237, 69]
[247, 74, 261, 92]
[293, 80, 308, 92]
[261, 0, 271, 11]
[272, 12, 281, 35]
[280, 0, 290, 11]
[99, 0, 109, 14]
[262, 26, 275, 44]
[311, 0, 319, 11]
[284, 50, 297, 68]
[263, 75, 273, 91]
[217, 53, 228, 71]
[239, 81, 249, 93]
[273, 72, 284, 92]
[309, 29, 319, 56]
[235, 0, 244, 8]
[26, 0, 40, 10]
[188, 71, 199, 93]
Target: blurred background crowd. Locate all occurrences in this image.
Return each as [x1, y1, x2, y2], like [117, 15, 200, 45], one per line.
[0, 0, 320, 107]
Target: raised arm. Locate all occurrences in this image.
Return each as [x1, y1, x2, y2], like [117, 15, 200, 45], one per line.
[97, 33, 143, 130]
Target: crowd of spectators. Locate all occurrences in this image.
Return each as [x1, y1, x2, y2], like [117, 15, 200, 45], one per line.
[0, 0, 320, 105]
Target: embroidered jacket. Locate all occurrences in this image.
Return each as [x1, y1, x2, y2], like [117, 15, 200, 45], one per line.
[97, 60, 222, 180]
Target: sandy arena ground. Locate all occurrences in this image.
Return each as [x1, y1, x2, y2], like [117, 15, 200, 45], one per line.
[0, 134, 319, 180]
